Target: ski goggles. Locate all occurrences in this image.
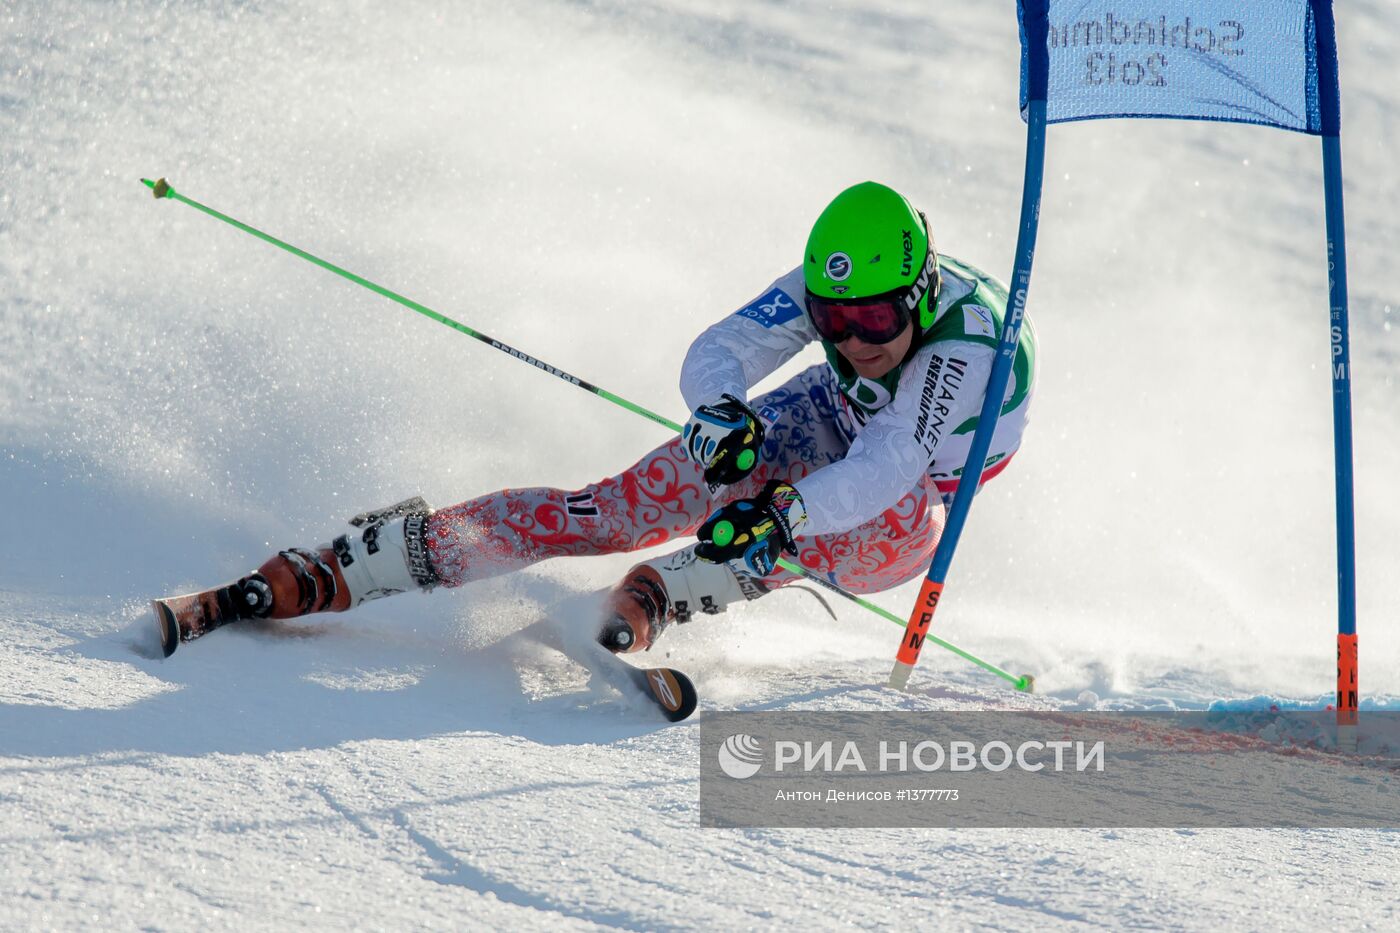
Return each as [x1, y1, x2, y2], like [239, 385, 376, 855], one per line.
[804, 292, 913, 345]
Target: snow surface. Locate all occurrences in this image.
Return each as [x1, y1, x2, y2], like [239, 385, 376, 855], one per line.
[3, 0, 1399, 928]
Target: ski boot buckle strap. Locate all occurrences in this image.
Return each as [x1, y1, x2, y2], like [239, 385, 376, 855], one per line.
[280, 548, 339, 614]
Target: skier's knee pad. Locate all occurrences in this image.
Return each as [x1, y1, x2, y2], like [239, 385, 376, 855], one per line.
[329, 496, 441, 606]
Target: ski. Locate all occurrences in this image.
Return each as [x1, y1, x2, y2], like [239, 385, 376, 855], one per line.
[584, 646, 698, 723]
[151, 583, 252, 657]
[522, 610, 699, 723]
[152, 593, 214, 658]
[152, 598, 182, 657]
[155, 587, 697, 721]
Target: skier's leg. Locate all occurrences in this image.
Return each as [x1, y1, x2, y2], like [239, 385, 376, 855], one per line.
[152, 496, 441, 651]
[423, 436, 712, 586]
[600, 478, 945, 651]
[156, 436, 714, 650]
[274, 437, 710, 613]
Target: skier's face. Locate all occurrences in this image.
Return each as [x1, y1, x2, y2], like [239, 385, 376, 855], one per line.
[836, 322, 913, 379]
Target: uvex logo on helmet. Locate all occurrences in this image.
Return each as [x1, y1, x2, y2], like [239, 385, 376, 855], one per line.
[825, 252, 852, 282]
[901, 229, 913, 277]
[901, 250, 939, 312]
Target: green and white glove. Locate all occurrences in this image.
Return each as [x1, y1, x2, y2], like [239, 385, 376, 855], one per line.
[695, 480, 807, 576]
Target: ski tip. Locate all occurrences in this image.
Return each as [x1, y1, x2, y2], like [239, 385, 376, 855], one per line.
[646, 667, 698, 722]
[152, 599, 179, 658]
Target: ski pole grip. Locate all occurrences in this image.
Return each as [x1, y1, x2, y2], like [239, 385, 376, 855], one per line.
[888, 578, 944, 689]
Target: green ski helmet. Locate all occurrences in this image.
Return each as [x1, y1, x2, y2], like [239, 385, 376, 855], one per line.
[803, 181, 942, 345]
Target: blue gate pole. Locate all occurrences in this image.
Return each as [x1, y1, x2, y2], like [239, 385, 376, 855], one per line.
[1325, 134, 1358, 748]
[1312, 0, 1358, 749]
[890, 1, 1049, 690]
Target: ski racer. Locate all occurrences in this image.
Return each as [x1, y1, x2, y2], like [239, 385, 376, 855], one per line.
[153, 181, 1038, 657]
